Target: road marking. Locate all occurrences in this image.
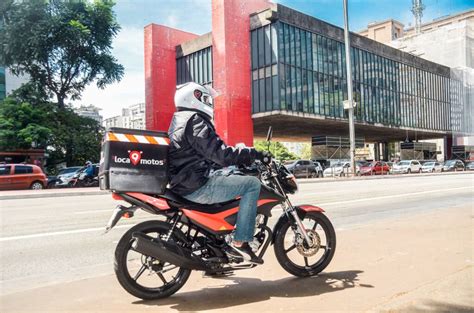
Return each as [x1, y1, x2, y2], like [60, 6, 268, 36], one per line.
[295, 186, 473, 207]
[0, 224, 135, 242]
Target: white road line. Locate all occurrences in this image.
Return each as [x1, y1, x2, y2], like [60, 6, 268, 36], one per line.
[295, 186, 473, 207]
[0, 224, 135, 242]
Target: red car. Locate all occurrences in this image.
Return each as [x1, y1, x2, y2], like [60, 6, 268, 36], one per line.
[359, 161, 390, 176]
[0, 164, 47, 190]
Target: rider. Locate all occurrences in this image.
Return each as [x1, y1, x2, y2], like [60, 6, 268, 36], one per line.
[168, 82, 270, 264]
[84, 161, 94, 181]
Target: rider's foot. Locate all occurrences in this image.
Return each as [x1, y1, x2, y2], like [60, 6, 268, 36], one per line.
[230, 242, 264, 264]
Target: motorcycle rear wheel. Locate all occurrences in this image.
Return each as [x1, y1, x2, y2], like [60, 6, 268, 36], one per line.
[274, 212, 336, 277]
[114, 220, 192, 300]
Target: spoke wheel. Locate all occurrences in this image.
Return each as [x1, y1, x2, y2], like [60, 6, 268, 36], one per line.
[274, 212, 336, 277]
[114, 220, 191, 300]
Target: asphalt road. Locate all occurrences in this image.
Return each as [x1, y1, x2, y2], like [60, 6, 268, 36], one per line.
[0, 173, 472, 307]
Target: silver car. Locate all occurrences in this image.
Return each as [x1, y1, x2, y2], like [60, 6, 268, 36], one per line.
[421, 161, 443, 173]
[390, 160, 422, 174]
[55, 166, 82, 187]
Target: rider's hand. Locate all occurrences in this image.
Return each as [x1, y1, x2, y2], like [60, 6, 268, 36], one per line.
[257, 151, 273, 164]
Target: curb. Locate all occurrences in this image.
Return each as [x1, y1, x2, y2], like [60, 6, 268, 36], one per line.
[0, 190, 107, 200]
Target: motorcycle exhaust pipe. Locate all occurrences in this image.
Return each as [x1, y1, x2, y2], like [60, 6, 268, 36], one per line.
[131, 232, 209, 271]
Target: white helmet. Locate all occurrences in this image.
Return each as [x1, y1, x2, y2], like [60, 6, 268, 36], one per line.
[174, 82, 217, 119]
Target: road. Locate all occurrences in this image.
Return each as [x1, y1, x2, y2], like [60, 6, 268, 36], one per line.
[0, 173, 473, 312]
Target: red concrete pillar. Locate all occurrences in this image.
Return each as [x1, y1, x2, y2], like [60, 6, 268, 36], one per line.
[212, 0, 271, 146]
[144, 24, 198, 131]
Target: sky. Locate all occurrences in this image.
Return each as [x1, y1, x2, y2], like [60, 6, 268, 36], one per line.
[75, 0, 473, 119]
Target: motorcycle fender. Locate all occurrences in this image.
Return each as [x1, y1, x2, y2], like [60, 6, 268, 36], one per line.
[271, 205, 324, 244]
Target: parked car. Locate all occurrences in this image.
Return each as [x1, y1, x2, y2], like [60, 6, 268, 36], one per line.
[390, 160, 422, 174]
[55, 166, 83, 188]
[47, 176, 59, 188]
[323, 161, 366, 177]
[421, 161, 443, 173]
[465, 161, 474, 171]
[323, 162, 349, 177]
[442, 160, 465, 172]
[284, 160, 323, 178]
[359, 161, 391, 175]
[0, 164, 47, 190]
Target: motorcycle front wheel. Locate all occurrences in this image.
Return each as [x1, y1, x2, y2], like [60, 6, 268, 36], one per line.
[114, 220, 192, 300]
[274, 212, 336, 277]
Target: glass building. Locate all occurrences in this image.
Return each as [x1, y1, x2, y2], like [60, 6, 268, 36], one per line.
[249, 14, 466, 134]
[172, 4, 472, 141]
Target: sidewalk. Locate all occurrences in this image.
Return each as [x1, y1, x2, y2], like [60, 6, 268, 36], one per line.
[1, 204, 471, 312]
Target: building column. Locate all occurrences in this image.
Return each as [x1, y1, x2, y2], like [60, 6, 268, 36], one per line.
[212, 0, 271, 146]
[144, 24, 198, 131]
[382, 142, 389, 161]
[444, 135, 453, 160]
[374, 143, 380, 161]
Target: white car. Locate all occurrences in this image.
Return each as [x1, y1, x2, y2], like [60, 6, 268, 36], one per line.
[390, 160, 422, 174]
[323, 161, 365, 177]
[421, 161, 443, 173]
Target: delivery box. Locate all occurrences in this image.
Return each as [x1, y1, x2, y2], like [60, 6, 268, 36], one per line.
[99, 127, 169, 194]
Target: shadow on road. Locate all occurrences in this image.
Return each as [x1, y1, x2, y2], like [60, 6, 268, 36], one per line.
[134, 270, 373, 311]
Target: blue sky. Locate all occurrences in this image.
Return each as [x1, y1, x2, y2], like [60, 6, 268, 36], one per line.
[77, 0, 473, 118]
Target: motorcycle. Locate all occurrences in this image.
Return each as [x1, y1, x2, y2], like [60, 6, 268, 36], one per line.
[70, 168, 99, 188]
[105, 132, 336, 300]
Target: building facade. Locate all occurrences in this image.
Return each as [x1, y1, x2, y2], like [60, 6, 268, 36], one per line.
[74, 104, 103, 124]
[145, 0, 472, 152]
[359, 9, 474, 151]
[103, 103, 146, 130]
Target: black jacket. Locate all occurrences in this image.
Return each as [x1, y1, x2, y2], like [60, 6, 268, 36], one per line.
[168, 110, 259, 195]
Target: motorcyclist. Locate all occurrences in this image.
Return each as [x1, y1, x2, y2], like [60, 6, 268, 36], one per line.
[84, 161, 94, 181]
[168, 82, 270, 264]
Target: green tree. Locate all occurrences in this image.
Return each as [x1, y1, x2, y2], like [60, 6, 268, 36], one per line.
[254, 140, 298, 162]
[0, 84, 103, 168]
[0, 98, 53, 150]
[0, 0, 123, 108]
[300, 143, 312, 159]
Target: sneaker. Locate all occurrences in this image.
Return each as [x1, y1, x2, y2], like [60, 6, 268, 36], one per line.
[230, 242, 264, 264]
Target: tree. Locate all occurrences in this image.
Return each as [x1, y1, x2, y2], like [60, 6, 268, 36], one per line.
[0, 97, 53, 150]
[254, 140, 298, 162]
[0, 0, 124, 108]
[0, 84, 103, 169]
[300, 143, 312, 159]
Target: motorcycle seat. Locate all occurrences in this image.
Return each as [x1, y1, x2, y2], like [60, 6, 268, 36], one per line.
[160, 189, 238, 213]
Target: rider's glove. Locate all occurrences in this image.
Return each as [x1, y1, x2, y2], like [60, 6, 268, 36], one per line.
[257, 151, 273, 164]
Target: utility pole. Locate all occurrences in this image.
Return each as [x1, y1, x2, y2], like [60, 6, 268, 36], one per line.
[343, 0, 356, 176]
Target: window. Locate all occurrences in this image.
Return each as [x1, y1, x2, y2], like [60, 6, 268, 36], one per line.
[14, 165, 33, 174]
[0, 166, 11, 175]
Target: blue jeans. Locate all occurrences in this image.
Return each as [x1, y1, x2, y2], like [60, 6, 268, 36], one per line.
[183, 173, 261, 242]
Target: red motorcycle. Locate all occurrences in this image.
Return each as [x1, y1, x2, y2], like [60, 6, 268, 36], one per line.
[105, 158, 336, 300]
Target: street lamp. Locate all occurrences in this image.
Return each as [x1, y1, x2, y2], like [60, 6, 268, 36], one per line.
[343, 0, 356, 176]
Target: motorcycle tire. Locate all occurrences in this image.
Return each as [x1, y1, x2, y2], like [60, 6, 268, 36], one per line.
[114, 220, 192, 300]
[274, 212, 336, 277]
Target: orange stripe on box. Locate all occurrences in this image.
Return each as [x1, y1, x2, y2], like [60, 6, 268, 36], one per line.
[107, 132, 119, 141]
[124, 134, 139, 143]
[145, 135, 158, 144]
